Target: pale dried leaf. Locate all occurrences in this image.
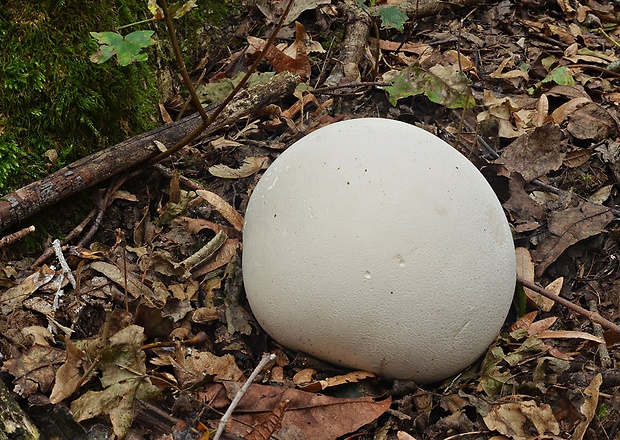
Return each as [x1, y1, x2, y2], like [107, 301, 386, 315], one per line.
[209, 156, 269, 179]
[196, 190, 244, 231]
[572, 373, 602, 440]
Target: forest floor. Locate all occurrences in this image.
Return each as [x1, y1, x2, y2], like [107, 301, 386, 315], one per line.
[2, 0, 620, 439]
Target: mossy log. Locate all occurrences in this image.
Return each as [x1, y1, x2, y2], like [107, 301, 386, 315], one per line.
[0, 72, 300, 233]
[0, 378, 40, 440]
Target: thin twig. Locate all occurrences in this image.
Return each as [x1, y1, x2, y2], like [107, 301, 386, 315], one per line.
[0, 225, 35, 249]
[159, 0, 209, 124]
[52, 239, 77, 289]
[517, 276, 620, 337]
[212, 353, 277, 440]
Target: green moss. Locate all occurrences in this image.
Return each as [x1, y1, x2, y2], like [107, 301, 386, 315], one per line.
[0, 0, 161, 194]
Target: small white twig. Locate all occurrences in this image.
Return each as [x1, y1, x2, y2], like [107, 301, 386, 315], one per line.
[52, 239, 77, 289]
[212, 353, 276, 440]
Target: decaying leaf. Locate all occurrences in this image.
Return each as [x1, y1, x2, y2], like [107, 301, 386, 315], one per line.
[90, 261, 154, 299]
[567, 102, 618, 141]
[495, 123, 564, 182]
[572, 373, 602, 440]
[49, 338, 85, 404]
[0, 265, 56, 315]
[299, 371, 376, 393]
[202, 382, 391, 439]
[255, 0, 331, 25]
[532, 201, 614, 276]
[171, 349, 244, 388]
[383, 63, 475, 108]
[483, 400, 560, 439]
[2, 343, 65, 397]
[70, 325, 160, 438]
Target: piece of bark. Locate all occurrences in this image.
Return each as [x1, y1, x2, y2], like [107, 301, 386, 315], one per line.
[369, 0, 479, 18]
[0, 378, 40, 440]
[0, 72, 300, 233]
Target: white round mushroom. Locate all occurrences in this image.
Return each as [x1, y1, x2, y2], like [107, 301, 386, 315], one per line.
[242, 118, 515, 382]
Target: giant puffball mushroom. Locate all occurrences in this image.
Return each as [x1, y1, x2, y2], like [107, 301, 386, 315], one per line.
[242, 118, 516, 383]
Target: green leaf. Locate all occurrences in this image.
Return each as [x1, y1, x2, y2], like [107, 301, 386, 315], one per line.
[383, 64, 475, 109]
[376, 5, 408, 32]
[89, 30, 154, 66]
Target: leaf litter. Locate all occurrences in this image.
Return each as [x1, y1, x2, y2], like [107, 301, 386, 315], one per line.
[4, 0, 620, 439]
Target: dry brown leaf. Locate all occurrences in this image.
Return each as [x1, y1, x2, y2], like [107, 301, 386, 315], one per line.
[533, 201, 613, 276]
[567, 102, 618, 141]
[510, 310, 538, 333]
[247, 23, 312, 79]
[563, 149, 592, 168]
[516, 248, 554, 310]
[2, 344, 65, 397]
[528, 317, 557, 335]
[203, 382, 391, 439]
[49, 338, 84, 404]
[572, 373, 602, 440]
[535, 94, 548, 127]
[172, 349, 244, 388]
[503, 173, 544, 226]
[90, 261, 155, 299]
[483, 400, 560, 439]
[255, 0, 331, 25]
[209, 156, 269, 179]
[192, 238, 240, 277]
[0, 265, 55, 314]
[299, 371, 376, 392]
[495, 123, 564, 182]
[196, 190, 244, 231]
[537, 330, 605, 344]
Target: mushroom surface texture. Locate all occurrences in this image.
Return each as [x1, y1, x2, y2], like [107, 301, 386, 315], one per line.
[242, 118, 516, 383]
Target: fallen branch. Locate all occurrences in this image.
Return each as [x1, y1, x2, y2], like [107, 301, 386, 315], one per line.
[0, 71, 300, 233]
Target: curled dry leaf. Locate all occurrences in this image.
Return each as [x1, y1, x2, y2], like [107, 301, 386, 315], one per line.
[483, 400, 560, 439]
[209, 156, 269, 179]
[196, 190, 244, 231]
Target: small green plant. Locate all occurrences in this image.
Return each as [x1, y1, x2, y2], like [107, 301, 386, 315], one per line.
[90, 30, 155, 66]
[354, 0, 408, 32]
